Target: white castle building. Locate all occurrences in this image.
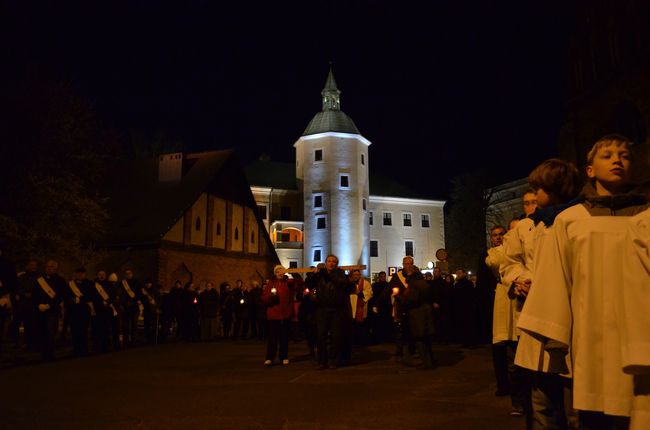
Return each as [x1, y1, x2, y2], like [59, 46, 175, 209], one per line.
[246, 69, 446, 278]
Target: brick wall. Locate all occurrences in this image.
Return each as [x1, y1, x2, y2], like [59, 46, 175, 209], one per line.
[158, 243, 277, 290]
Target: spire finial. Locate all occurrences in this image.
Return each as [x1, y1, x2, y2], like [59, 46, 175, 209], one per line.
[321, 64, 340, 111]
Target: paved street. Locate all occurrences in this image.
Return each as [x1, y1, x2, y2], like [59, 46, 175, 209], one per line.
[1, 341, 525, 430]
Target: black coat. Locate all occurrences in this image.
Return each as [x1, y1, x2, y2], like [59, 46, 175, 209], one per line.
[313, 268, 353, 310]
[402, 272, 435, 339]
[198, 288, 219, 319]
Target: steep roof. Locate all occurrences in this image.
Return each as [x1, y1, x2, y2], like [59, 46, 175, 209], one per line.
[245, 159, 297, 190]
[302, 110, 361, 136]
[101, 150, 275, 251]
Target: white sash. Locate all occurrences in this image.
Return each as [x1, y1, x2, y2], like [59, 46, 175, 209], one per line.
[142, 288, 156, 305]
[95, 282, 109, 301]
[68, 281, 83, 298]
[397, 271, 408, 289]
[122, 280, 136, 299]
[37, 277, 56, 299]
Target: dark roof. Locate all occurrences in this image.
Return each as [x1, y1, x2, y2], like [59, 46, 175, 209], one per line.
[369, 172, 435, 200]
[302, 110, 360, 136]
[244, 159, 297, 190]
[101, 150, 276, 251]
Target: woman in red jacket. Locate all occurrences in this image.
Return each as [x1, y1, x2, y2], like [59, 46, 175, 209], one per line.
[262, 265, 302, 366]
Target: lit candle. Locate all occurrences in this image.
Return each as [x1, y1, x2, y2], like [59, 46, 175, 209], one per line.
[271, 287, 277, 294]
[392, 287, 399, 295]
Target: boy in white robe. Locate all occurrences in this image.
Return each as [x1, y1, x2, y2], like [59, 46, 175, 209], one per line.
[515, 159, 584, 430]
[517, 135, 650, 429]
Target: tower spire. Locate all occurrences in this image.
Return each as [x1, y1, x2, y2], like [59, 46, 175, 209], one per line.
[321, 64, 341, 111]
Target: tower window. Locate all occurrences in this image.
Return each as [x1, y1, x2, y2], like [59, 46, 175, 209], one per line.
[339, 174, 350, 189]
[234, 227, 239, 241]
[316, 216, 326, 230]
[383, 212, 392, 226]
[370, 240, 378, 257]
[403, 213, 412, 227]
[369, 211, 374, 226]
[289, 261, 298, 269]
[216, 222, 221, 235]
[195, 217, 201, 231]
[405, 241, 414, 257]
[362, 198, 367, 211]
[314, 149, 323, 162]
[421, 214, 430, 228]
[313, 249, 322, 262]
[314, 195, 323, 208]
[361, 154, 365, 165]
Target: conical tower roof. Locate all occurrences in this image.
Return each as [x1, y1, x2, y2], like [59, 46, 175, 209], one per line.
[302, 67, 360, 136]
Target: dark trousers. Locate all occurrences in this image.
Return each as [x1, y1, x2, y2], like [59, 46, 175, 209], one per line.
[266, 319, 290, 361]
[492, 342, 510, 394]
[9, 302, 35, 348]
[506, 341, 533, 421]
[316, 308, 343, 366]
[91, 312, 111, 353]
[222, 317, 232, 339]
[37, 310, 59, 361]
[531, 372, 576, 430]
[578, 412, 629, 430]
[339, 316, 353, 366]
[123, 306, 139, 346]
[69, 308, 90, 356]
[143, 310, 157, 344]
[302, 322, 317, 355]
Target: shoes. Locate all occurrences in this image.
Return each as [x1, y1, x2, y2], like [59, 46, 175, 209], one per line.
[264, 360, 272, 366]
[282, 359, 290, 365]
[328, 364, 337, 370]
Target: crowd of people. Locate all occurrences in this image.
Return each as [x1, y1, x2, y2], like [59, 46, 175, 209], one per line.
[1, 134, 648, 429]
[480, 134, 649, 429]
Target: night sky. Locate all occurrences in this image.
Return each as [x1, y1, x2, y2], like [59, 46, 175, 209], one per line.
[3, 1, 573, 198]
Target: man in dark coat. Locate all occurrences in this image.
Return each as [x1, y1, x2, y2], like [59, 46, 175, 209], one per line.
[369, 271, 392, 344]
[428, 267, 447, 344]
[90, 270, 116, 353]
[119, 269, 143, 347]
[199, 281, 219, 341]
[454, 268, 477, 348]
[33, 260, 66, 361]
[402, 265, 436, 369]
[65, 267, 93, 356]
[141, 278, 160, 344]
[313, 255, 354, 370]
[10, 259, 38, 350]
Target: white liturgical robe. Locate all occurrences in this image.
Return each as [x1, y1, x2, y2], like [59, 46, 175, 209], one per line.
[517, 205, 650, 425]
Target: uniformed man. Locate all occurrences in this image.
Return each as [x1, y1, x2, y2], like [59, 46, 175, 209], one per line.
[141, 278, 160, 344]
[65, 267, 92, 356]
[91, 270, 117, 353]
[33, 260, 66, 361]
[119, 269, 142, 347]
[0, 243, 18, 354]
[10, 259, 38, 350]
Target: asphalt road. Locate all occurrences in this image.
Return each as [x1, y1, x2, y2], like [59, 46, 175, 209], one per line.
[0, 341, 526, 430]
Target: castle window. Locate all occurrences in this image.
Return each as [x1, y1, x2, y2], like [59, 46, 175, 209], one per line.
[369, 211, 374, 226]
[313, 249, 322, 262]
[421, 214, 430, 228]
[382, 212, 392, 226]
[403, 213, 412, 227]
[339, 174, 350, 189]
[405, 241, 414, 257]
[316, 216, 326, 230]
[314, 149, 323, 162]
[195, 217, 201, 231]
[370, 240, 379, 257]
[235, 227, 239, 241]
[361, 154, 365, 165]
[289, 261, 298, 269]
[362, 198, 367, 211]
[314, 195, 323, 208]
[216, 222, 221, 235]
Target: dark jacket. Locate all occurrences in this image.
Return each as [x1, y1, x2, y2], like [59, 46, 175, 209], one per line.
[402, 271, 435, 339]
[198, 288, 219, 319]
[313, 268, 353, 310]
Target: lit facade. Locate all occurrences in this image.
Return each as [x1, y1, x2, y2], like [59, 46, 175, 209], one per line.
[247, 69, 446, 277]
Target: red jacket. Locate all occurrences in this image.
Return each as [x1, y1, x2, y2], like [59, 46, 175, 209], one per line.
[262, 276, 301, 320]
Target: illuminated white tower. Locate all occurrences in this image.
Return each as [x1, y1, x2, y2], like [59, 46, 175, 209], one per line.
[294, 67, 371, 275]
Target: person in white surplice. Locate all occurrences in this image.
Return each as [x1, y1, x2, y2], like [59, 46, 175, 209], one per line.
[517, 134, 650, 430]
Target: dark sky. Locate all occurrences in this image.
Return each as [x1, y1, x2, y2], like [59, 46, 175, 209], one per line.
[3, 1, 573, 198]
